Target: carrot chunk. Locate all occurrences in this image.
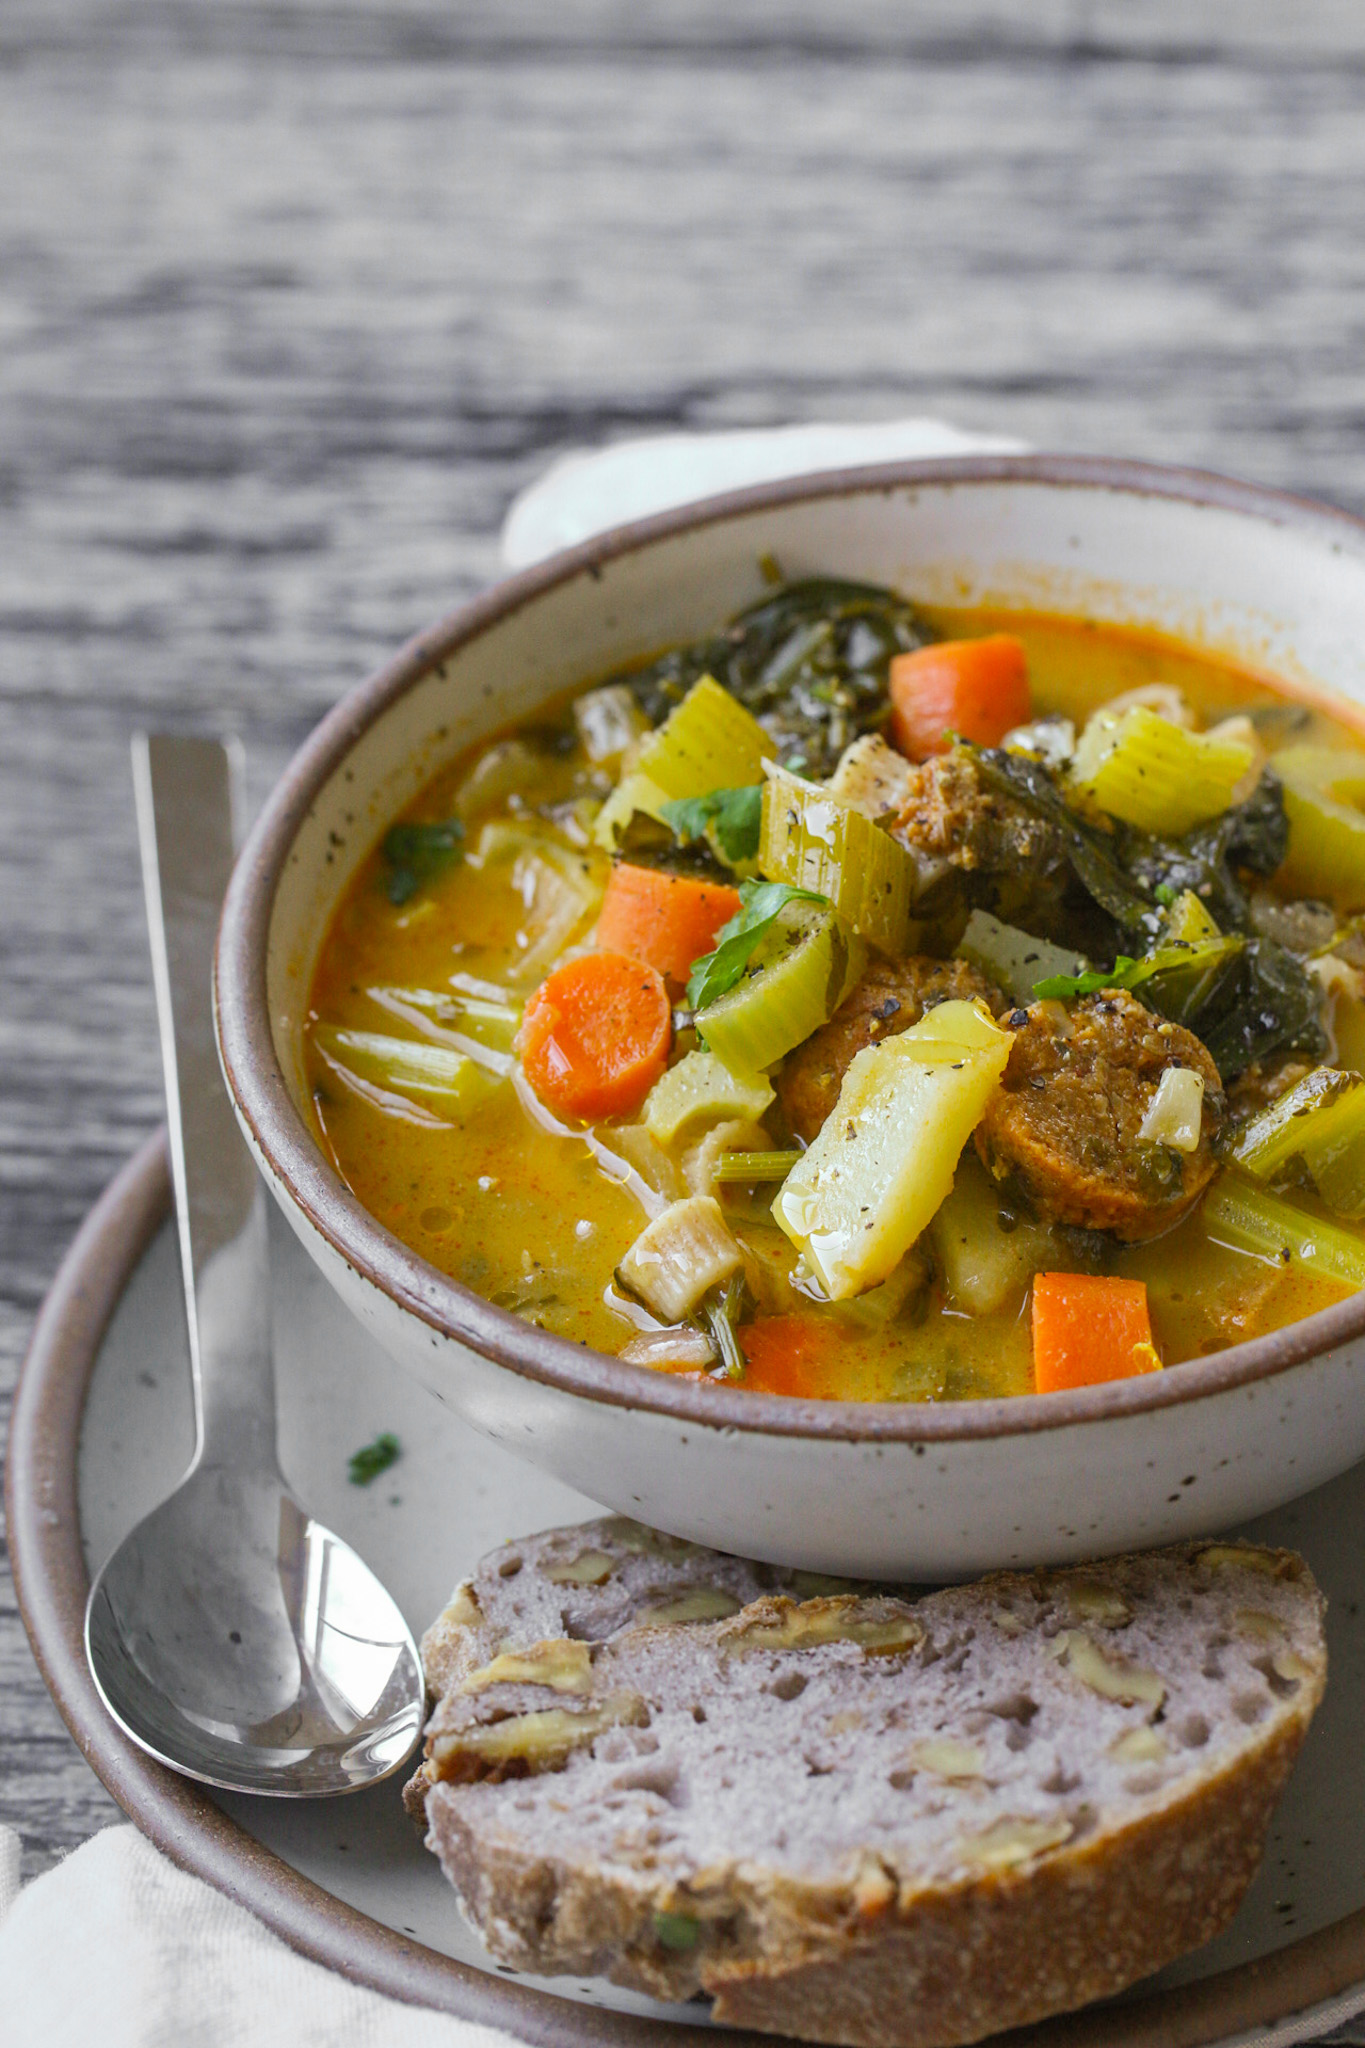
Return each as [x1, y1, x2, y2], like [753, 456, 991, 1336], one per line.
[738, 1314, 844, 1400]
[888, 635, 1032, 761]
[596, 863, 742, 989]
[518, 951, 671, 1122]
[1031, 1273, 1161, 1394]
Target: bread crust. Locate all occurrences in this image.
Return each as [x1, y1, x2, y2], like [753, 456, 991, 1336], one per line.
[410, 1534, 1326, 2048]
[705, 1718, 1305, 2046]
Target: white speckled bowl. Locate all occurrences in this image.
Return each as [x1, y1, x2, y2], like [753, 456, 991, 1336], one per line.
[216, 456, 1365, 1580]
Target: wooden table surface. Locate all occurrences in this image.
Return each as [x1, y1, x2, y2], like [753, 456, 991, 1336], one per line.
[4, 0, 1365, 1887]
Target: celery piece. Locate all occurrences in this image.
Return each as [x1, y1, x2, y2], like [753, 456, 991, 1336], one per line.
[760, 764, 922, 956]
[475, 823, 606, 983]
[364, 986, 521, 1070]
[1162, 889, 1221, 945]
[454, 739, 550, 822]
[315, 1027, 496, 1114]
[1231, 1066, 1361, 1178]
[713, 1149, 803, 1183]
[642, 1051, 775, 1146]
[1309, 1141, 1365, 1221]
[828, 734, 915, 819]
[830, 1243, 932, 1327]
[772, 999, 1012, 1300]
[1272, 746, 1365, 907]
[591, 770, 674, 850]
[632, 675, 768, 800]
[955, 910, 1088, 1007]
[1202, 1175, 1365, 1290]
[697, 900, 866, 1074]
[616, 1195, 744, 1323]
[1070, 706, 1255, 835]
[1230, 1064, 1365, 1216]
[573, 683, 647, 765]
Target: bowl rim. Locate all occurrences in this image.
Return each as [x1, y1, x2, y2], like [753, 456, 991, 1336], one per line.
[216, 451, 1365, 1446]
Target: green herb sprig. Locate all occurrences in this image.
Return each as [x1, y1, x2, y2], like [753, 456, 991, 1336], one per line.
[686, 880, 825, 1011]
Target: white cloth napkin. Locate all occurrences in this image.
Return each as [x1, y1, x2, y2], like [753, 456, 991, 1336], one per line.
[0, 1823, 518, 2048]
[499, 415, 1026, 568]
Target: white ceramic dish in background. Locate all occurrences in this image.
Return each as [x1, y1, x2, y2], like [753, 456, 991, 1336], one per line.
[216, 457, 1365, 1580]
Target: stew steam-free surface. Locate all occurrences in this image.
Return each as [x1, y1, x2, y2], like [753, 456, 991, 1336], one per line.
[307, 590, 1365, 1402]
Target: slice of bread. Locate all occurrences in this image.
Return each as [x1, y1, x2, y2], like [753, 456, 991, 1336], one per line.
[406, 1526, 1325, 2048]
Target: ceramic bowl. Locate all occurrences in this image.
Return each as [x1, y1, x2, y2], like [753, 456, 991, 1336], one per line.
[216, 455, 1365, 1579]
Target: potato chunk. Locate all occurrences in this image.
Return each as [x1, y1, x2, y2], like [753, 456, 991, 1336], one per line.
[772, 1000, 1011, 1300]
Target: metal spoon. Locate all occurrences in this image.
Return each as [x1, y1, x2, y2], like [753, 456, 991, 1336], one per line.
[85, 733, 424, 1795]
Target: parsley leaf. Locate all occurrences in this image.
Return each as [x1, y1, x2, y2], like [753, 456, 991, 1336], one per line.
[1032, 937, 1243, 1019]
[348, 1432, 401, 1486]
[686, 879, 825, 1011]
[1032, 956, 1144, 1001]
[659, 785, 763, 864]
[382, 819, 464, 905]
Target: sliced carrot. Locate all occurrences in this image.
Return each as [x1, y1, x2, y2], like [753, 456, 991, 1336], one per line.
[595, 863, 743, 989]
[1031, 1273, 1161, 1394]
[888, 635, 1032, 761]
[518, 951, 671, 1122]
[738, 1314, 845, 1400]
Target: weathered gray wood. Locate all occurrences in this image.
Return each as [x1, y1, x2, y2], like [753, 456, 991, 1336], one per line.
[3, 0, 1365, 1913]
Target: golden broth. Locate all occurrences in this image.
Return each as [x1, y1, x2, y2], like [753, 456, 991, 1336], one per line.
[306, 608, 1361, 1402]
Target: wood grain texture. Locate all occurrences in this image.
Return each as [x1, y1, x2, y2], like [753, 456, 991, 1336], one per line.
[2, 0, 1365, 1910]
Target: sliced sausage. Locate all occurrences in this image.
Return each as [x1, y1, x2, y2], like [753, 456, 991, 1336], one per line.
[777, 956, 1006, 1144]
[975, 990, 1224, 1241]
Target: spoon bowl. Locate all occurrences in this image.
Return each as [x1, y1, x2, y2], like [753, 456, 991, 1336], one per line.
[86, 1464, 423, 1795]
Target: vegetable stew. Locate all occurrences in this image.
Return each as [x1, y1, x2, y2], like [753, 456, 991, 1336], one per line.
[306, 578, 1365, 1402]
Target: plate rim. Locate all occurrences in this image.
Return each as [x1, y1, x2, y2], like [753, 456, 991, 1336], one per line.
[9, 1132, 1365, 2048]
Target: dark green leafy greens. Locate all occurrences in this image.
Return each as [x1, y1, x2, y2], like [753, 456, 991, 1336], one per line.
[660, 786, 763, 864]
[1189, 938, 1326, 1078]
[685, 879, 825, 1011]
[975, 750, 1322, 1079]
[348, 1432, 401, 1485]
[1123, 771, 1290, 931]
[974, 747, 1157, 935]
[381, 820, 464, 905]
[616, 574, 927, 781]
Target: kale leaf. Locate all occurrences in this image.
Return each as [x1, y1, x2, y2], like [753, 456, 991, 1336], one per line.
[1123, 772, 1290, 930]
[976, 753, 1320, 1078]
[617, 574, 927, 781]
[381, 819, 464, 905]
[974, 747, 1157, 935]
[1192, 937, 1327, 1080]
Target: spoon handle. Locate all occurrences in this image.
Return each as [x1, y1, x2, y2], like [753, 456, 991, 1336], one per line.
[132, 733, 278, 1473]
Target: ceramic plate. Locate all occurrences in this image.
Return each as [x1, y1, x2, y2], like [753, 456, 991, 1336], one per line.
[10, 1135, 1365, 2046]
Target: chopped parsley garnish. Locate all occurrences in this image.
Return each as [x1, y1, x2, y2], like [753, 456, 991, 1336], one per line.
[686, 879, 825, 1010]
[382, 819, 464, 905]
[660, 785, 763, 864]
[348, 1432, 402, 1485]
